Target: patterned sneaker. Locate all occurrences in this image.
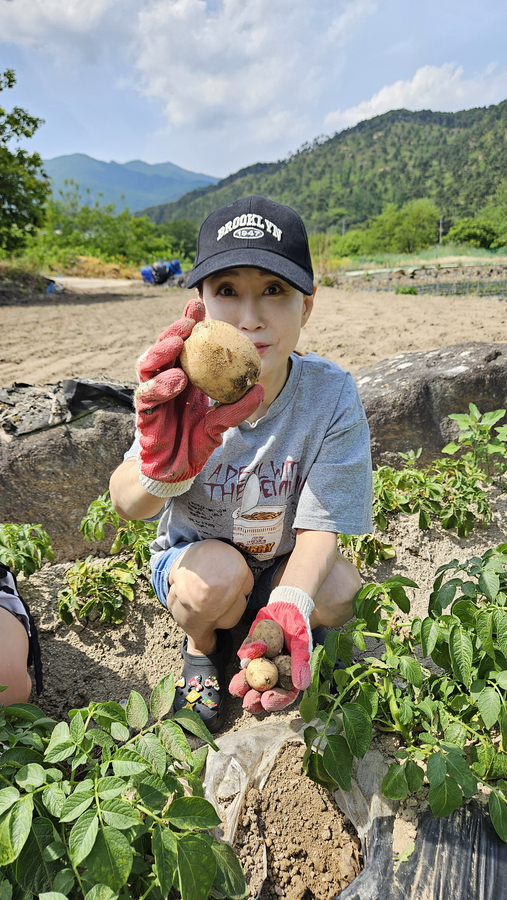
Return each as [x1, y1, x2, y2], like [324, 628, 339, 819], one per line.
[173, 629, 233, 734]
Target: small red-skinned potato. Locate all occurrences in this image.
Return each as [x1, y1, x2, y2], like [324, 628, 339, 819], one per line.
[245, 657, 279, 692]
[251, 620, 284, 659]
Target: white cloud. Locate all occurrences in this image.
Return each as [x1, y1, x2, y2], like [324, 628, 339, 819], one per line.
[324, 62, 507, 132]
[0, 0, 378, 151]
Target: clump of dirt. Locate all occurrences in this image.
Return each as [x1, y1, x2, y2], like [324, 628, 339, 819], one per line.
[235, 743, 362, 900]
[0, 261, 49, 303]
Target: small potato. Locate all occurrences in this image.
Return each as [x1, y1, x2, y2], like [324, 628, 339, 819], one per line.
[273, 655, 294, 691]
[251, 620, 284, 659]
[179, 319, 261, 404]
[245, 658, 279, 692]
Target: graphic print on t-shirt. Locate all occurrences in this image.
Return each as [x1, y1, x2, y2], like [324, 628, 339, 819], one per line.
[232, 472, 286, 561]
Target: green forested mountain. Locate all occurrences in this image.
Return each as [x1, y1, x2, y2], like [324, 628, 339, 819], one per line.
[139, 102, 507, 232]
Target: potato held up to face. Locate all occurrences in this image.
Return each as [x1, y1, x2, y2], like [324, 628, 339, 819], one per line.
[179, 319, 261, 404]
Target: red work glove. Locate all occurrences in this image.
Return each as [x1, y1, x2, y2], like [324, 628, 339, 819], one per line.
[229, 586, 314, 712]
[135, 299, 264, 497]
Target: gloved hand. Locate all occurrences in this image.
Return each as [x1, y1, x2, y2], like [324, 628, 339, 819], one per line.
[229, 585, 314, 712]
[135, 299, 264, 497]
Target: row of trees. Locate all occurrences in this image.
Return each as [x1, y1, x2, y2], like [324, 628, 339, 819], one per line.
[2, 67, 507, 267]
[0, 70, 197, 268]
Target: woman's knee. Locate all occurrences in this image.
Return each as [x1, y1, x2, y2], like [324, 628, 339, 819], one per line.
[169, 540, 253, 617]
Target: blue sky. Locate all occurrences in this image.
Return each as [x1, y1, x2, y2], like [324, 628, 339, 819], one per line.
[2, 0, 507, 178]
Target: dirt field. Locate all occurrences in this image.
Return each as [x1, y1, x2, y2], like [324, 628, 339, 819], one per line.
[3, 278, 507, 386]
[6, 279, 507, 898]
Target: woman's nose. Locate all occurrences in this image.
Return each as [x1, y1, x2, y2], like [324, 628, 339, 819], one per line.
[238, 298, 264, 332]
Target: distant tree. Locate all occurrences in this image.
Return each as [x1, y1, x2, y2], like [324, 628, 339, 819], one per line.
[0, 69, 50, 253]
[443, 217, 499, 249]
[157, 219, 198, 261]
[364, 199, 439, 253]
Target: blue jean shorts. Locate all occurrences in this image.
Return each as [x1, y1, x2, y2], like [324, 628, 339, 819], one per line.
[151, 540, 288, 611]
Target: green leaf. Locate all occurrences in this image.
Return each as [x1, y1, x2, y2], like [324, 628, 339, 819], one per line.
[477, 686, 501, 730]
[96, 777, 126, 801]
[84, 886, 118, 900]
[477, 609, 496, 659]
[449, 624, 473, 687]
[157, 720, 194, 765]
[42, 840, 66, 862]
[52, 869, 75, 896]
[100, 799, 141, 831]
[299, 693, 319, 724]
[405, 760, 424, 793]
[421, 618, 439, 658]
[489, 791, 507, 842]
[150, 673, 176, 721]
[126, 692, 149, 731]
[305, 751, 339, 791]
[152, 825, 177, 897]
[389, 584, 410, 614]
[211, 840, 248, 900]
[68, 810, 99, 866]
[167, 796, 221, 830]
[355, 683, 379, 718]
[70, 714, 85, 744]
[14, 817, 60, 894]
[399, 656, 423, 688]
[176, 833, 217, 900]
[381, 763, 409, 800]
[0, 793, 34, 865]
[479, 571, 500, 601]
[322, 733, 353, 791]
[39, 894, 69, 900]
[84, 825, 133, 891]
[136, 774, 169, 813]
[41, 784, 66, 818]
[136, 733, 166, 776]
[342, 702, 372, 759]
[0, 787, 20, 816]
[172, 709, 219, 750]
[428, 776, 463, 817]
[445, 751, 477, 798]
[427, 751, 447, 786]
[111, 748, 150, 777]
[494, 610, 507, 658]
[60, 787, 94, 822]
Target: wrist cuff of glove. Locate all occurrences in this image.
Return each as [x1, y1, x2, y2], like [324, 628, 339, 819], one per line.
[137, 458, 195, 498]
[267, 585, 315, 620]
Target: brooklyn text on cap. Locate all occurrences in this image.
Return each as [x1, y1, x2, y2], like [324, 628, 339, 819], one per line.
[187, 195, 314, 295]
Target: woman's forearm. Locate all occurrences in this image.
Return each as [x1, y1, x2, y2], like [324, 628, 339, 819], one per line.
[109, 457, 166, 521]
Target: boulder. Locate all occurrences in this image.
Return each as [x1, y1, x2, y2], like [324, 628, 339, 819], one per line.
[0, 405, 136, 561]
[356, 341, 507, 468]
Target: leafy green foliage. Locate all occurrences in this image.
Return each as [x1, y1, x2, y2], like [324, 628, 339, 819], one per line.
[146, 103, 507, 232]
[80, 491, 157, 569]
[0, 676, 247, 899]
[301, 544, 507, 842]
[339, 426, 495, 568]
[442, 217, 499, 249]
[0, 70, 51, 253]
[23, 182, 197, 269]
[0, 524, 54, 577]
[58, 557, 140, 625]
[442, 403, 507, 481]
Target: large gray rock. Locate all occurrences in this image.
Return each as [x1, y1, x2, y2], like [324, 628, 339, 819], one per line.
[0, 406, 135, 561]
[356, 341, 507, 467]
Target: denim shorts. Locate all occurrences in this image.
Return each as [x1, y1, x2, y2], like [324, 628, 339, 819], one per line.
[151, 540, 288, 611]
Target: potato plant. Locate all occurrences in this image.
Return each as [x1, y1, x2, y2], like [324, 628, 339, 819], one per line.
[0, 675, 247, 900]
[300, 542, 507, 842]
[0, 524, 54, 577]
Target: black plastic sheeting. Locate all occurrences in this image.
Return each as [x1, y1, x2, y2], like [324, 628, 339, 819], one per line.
[340, 800, 507, 900]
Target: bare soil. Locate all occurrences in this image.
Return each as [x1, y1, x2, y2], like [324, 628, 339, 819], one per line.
[6, 278, 507, 898]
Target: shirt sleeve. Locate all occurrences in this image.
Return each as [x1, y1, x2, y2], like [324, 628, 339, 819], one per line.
[292, 374, 373, 535]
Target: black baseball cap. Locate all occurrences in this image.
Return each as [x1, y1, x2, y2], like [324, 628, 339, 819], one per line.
[187, 195, 314, 295]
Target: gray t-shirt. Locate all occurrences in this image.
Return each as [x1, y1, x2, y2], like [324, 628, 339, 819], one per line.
[125, 352, 373, 576]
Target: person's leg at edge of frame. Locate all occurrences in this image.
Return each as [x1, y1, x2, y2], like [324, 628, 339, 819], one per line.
[0, 607, 32, 705]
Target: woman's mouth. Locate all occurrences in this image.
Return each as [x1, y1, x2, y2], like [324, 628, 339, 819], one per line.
[254, 343, 270, 355]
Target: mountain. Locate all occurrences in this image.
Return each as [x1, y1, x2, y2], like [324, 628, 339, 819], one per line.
[42, 154, 220, 212]
[138, 101, 507, 232]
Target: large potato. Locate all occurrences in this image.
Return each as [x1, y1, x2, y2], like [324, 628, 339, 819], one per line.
[252, 620, 284, 659]
[245, 657, 279, 692]
[179, 319, 261, 404]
